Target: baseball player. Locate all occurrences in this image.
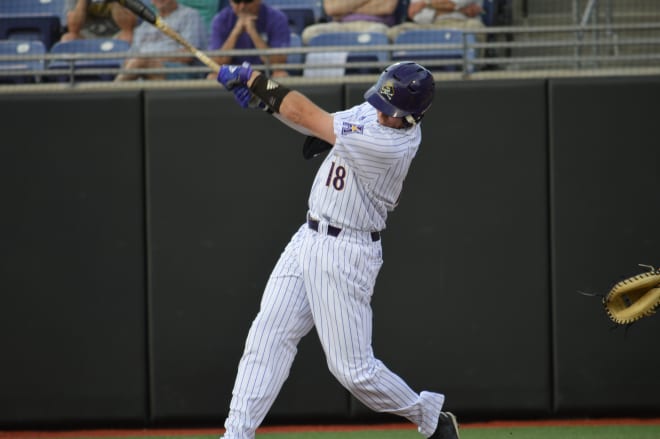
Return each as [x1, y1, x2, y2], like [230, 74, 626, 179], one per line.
[216, 61, 459, 439]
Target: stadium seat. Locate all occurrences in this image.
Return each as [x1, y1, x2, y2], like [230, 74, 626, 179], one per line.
[0, 40, 45, 83]
[305, 31, 389, 75]
[287, 32, 303, 75]
[264, 0, 323, 22]
[391, 29, 476, 72]
[281, 8, 315, 35]
[263, 0, 323, 35]
[0, 0, 65, 50]
[47, 38, 130, 82]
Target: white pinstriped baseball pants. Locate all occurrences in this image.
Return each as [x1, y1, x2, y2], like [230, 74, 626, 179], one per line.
[222, 223, 444, 439]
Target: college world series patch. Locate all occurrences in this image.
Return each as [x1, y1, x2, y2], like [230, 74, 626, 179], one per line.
[342, 122, 364, 135]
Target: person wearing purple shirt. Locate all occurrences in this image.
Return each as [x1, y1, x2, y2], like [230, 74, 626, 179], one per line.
[207, 0, 291, 79]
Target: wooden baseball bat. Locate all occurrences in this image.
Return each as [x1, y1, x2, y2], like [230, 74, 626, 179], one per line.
[115, 0, 221, 73]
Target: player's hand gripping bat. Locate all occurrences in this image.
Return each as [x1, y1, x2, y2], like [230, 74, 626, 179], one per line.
[111, 0, 221, 73]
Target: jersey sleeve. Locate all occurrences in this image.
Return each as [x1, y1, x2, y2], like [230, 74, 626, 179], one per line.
[331, 105, 419, 185]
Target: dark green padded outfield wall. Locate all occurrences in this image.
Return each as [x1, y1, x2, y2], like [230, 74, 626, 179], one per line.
[0, 77, 658, 428]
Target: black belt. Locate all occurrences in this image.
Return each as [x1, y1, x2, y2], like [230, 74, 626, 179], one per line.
[307, 218, 380, 242]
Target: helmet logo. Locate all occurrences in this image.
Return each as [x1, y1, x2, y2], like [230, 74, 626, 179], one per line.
[379, 80, 395, 101]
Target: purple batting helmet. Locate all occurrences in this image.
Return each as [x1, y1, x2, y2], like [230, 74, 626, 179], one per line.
[364, 61, 435, 125]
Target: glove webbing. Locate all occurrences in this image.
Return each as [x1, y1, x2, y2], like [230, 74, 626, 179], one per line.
[604, 268, 660, 325]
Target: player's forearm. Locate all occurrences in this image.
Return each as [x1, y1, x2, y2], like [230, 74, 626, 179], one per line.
[247, 72, 334, 143]
[279, 92, 331, 138]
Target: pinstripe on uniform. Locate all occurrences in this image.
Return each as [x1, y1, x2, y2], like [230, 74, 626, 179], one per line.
[222, 102, 444, 439]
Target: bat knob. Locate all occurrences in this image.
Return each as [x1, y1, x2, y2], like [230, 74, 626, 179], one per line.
[116, 0, 157, 25]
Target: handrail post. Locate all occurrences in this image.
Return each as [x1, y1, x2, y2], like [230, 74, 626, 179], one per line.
[605, 0, 618, 56]
[461, 32, 470, 78]
[67, 58, 75, 86]
[573, 0, 581, 68]
[577, 0, 599, 68]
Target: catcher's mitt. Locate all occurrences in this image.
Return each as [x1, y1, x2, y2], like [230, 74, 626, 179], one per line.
[604, 265, 660, 325]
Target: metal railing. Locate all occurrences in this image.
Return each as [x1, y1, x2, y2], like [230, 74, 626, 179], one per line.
[574, 0, 618, 66]
[1, 21, 659, 89]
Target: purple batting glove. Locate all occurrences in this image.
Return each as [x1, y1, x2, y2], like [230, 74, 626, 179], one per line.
[231, 85, 271, 111]
[231, 85, 251, 108]
[217, 62, 253, 91]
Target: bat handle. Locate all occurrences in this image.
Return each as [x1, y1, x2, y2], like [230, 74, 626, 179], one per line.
[117, 0, 157, 24]
[194, 49, 221, 74]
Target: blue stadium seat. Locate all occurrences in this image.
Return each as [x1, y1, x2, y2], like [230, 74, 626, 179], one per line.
[47, 38, 130, 82]
[264, 0, 323, 22]
[392, 29, 476, 72]
[306, 31, 389, 75]
[287, 32, 303, 75]
[0, 40, 45, 83]
[264, 0, 323, 35]
[282, 8, 315, 35]
[0, 0, 65, 49]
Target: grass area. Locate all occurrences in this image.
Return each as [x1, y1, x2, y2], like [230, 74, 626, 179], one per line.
[20, 424, 660, 439]
[263, 425, 659, 439]
[458, 425, 660, 439]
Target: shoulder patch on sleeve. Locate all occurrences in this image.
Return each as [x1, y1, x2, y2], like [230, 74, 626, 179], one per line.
[341, 122, 364, 135]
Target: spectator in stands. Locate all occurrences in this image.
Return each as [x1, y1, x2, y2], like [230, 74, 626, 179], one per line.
[301, 0, 398, 45]
[115, 0, 207, 81]
[179, 0, 220, 38]
[207, 0, 290, 79]
[387, 0, 485, 42]
[61, 0, 137, 43]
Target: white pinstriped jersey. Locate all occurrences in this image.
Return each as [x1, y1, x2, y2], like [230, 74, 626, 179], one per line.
[222, 101, 446, 439]
[308, 102, 422, 232]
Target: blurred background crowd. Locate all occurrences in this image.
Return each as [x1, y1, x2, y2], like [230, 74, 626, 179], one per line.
[0, 0, 658, 85]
